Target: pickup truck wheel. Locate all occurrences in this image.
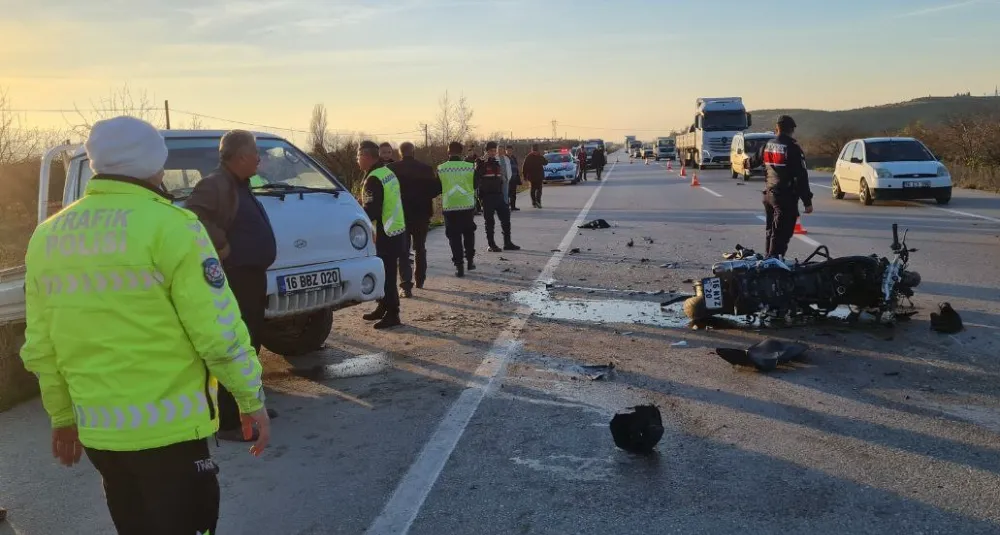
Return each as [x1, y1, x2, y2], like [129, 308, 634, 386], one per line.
[859, 179, 874, 206]
[260, 308, 334, 357]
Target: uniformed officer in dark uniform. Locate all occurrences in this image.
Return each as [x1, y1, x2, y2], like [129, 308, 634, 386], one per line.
[358, 140, 406, 329]
[474, 141, 520, 252]
[756, 115, 814, 259]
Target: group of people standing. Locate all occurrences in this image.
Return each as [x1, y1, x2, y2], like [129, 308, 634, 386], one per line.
[573, 144, 607, 183]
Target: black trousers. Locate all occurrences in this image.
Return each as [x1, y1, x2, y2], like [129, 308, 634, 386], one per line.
[398, 219, 430, 289]
[508, 180, 520, 209]
[481, 193, 511, 245]
[217, 265, 267, 431]
[377, 238, 403, 314]
[576, 165, 588, 182]
[444, 210, 477, 265]
[530, 181, 543, 205]
[85, 439, 219, 535]
[763, 192, 799, 259]
[595, 165, 604, 180]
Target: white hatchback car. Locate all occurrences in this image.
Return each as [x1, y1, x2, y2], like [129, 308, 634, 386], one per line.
[832, 137, 952, 206]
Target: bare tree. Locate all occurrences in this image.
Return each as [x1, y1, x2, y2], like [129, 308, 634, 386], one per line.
[0, 87, 42, 165]
[187, 115, 205, 130]
[68, 83, 164, 136]
[308, 103, 331, 151]
[433, 91, 454, 144]
[454, 94, 476, 142]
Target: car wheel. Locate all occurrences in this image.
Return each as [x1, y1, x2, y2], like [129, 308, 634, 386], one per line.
[832, 177, 845, 199]
[936, 193, 952, 205]
[859, 179, 873, 206]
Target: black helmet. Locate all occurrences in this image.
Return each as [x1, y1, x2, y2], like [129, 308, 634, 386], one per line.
[776, 115, 797, 129]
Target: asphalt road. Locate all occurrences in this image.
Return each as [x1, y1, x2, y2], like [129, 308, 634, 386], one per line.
[2, 153, 1000, 535]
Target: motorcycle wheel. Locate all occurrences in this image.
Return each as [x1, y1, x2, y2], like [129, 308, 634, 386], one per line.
[683, 295, 709, 321]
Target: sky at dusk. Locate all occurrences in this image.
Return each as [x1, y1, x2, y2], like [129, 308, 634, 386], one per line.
[1, 0, 998, 144]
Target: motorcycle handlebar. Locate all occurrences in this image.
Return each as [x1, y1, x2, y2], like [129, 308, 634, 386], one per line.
[892, 223, 900, 250]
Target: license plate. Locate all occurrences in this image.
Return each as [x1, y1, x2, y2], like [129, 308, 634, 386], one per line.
[278, 268, 340, 295]
[903, 181, 930, 188]
[702, 277, 724, 310]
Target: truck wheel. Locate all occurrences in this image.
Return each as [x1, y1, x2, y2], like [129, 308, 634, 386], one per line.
[260, 308, 334, 357]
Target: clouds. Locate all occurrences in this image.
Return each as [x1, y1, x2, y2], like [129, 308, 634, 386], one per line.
[895, 0, 997, 17]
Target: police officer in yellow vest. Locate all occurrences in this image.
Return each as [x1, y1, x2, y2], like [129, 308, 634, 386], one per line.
[438, 141, 478, 277]
[19, 116, 271, 535]
[358, 140, 406, 329]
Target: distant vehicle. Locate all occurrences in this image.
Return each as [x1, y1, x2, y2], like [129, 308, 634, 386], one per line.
[832, 137, 952, 206]
[587, 138, 606, 152]
[629, 141, 643, 158]
[624, 135, 636, 152]
[542, 150, 578, 183]
[653, 137, 676, 161]
[676, 97, 752, 170]
[641, 143, 654, 159]
[730, 132, 776, 181]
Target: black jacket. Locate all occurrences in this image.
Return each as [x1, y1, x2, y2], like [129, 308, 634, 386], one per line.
[388, 156, 441, 226]
[474, 157, 505, 196]
[362, 161, 406, 256]
[757, 134, 813, 207]
[592, 149, 607, 167]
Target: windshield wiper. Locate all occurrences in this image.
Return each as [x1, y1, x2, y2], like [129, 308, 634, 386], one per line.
[252, 184, 340, 196]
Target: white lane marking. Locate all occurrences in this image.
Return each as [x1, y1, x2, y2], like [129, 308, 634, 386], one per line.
[813, 184, 832, 189]
[928, 206, 1000, 224]
[700, 186, 723, 198]
[364, 162, 618, 535]
[755, 215, 823, 247]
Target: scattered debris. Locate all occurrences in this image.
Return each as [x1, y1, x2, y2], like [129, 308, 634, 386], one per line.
[621, 331, 634, 336]
[610, 405, 664, 454]
[499, 257, 509, 261]
[640, 258, 650, 263]
[884, 371, 900, 377]
[930, 302, 963, 334]
[715, 339, 809, 372]
[670, 341, 688, 347]
[653, 290, 665, 295]
[660, 295, 689, 307]
[660, 263, 677, 269]
[569, 248, 581, 254]
[627, 239, 634, 247]
[502, 268, 513, 273]
[578, 362, 616, 381]
[291, 353, 392, 380]
[579, 218, 611, 229]
[551, 249, 561, 252]
[642, 237, 654, 244]
[682, 278, 694, 284]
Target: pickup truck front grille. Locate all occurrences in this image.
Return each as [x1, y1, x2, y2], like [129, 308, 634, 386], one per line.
[267, 284, 345, 318]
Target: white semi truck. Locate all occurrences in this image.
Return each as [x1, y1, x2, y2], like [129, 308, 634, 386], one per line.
[676, 97, 752, 170]
[0, 131, 386, 357]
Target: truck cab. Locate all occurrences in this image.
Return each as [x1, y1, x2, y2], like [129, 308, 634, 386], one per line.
[30, 130, 385, 356]
[653, 137, 676, 161]
[676, 97, 752, 170]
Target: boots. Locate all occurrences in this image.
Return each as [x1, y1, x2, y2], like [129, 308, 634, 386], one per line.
[487, 238, 502, 253]
[374, 311, 401, 330]
[467, 258, 476, 271]
[503, 237, 521, 251]
[363, 303, 385, 321]
[455, 263, 465, 278]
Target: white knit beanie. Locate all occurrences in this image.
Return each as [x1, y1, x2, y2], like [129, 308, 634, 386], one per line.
[85, 116, 168, 180]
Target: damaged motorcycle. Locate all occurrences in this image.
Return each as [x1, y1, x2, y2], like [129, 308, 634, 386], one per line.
[683, 224, 921, 326]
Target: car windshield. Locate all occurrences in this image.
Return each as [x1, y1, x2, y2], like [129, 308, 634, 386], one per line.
[864, 140, 935, 163]
[545, 153, 571, 163]
[77, 137, 339, 200]
[745, 138, 773, 153]
[702, 111, 749, 132]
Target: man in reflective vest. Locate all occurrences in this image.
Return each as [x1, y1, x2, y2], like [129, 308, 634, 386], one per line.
[20, 116, 271, 535]
[438, 141, 478, 277]
[358, 140, 406, 329]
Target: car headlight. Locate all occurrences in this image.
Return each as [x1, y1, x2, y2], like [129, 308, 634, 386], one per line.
[350, 222, 368, 249]
[876, 168, 893, 179]
[936, 164, 950, 177]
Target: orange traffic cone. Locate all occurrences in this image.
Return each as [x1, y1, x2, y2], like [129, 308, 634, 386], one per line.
[666, 160, 673, 171]
[794, 218, 807, 234]
[679, 165, 687, 177]
[690, 173, 700, 187]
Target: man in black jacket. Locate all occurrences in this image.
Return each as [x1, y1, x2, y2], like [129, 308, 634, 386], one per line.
[505, 145, 522, 211]
[359, 140, 406, 329]
[756, 115, 814, 259]
[389, 142, 440, 295]
[592, 147, 607, 181]
[475, 141, 520, 252]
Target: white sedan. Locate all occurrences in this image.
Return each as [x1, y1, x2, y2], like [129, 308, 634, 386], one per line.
[831, 137, 953, 206]
[543, 151, 578, 183]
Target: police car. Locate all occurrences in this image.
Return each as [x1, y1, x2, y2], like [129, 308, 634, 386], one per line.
[543, 149, 578, 183]
[33, 131, 385, 356]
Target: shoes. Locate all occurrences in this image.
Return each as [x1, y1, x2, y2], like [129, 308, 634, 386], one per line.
[503, 241, 521, 251]
[467, 259, 476, 271]
[266, 408, 278, 419]
[416, 280, 424, 289]
[488, 244, 502, 253]
[363, 305, 386, 321]
[455, 264, 465, 278]
[511, 207, 521, 211]
[402, 288, 413, 298]
[374, 314, 402, 330]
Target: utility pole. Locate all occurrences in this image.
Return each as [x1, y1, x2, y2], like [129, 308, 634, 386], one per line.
[421, 123, 429, 147]
[164, 100, 171, 130]
[551, 120, 557, 140]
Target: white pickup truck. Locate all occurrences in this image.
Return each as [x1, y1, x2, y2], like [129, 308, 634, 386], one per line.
[0, 130, 385, 356]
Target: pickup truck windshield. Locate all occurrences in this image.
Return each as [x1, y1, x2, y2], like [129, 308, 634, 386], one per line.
[863, 140, 935, 163]
[702, 111, 749, 132]
[77, 137, 340, 200]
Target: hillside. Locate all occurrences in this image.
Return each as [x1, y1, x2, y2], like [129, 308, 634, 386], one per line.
[749, 95, 1000, 139]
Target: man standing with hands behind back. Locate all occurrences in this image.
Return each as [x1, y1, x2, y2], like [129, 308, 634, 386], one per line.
[358, 140, 406, 329]
[389, 141, 440, 295]
[186, 129, 279, 442]
[521, 144, 546, 209]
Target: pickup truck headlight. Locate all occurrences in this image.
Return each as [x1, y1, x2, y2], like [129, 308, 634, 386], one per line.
[350, 223, 368, 249]
[876, 168, 893, 179]
[936, 164, 950, 177]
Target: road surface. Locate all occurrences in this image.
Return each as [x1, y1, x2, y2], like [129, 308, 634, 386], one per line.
[2, 153, 1000, 535]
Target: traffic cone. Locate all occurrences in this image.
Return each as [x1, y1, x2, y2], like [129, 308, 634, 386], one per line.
[794, 218, 807, 234]
[645, 158, 650, 165]
[666, 160, 673, 171]
[679, 165, 687, 177]
[690, 173, 700, 187]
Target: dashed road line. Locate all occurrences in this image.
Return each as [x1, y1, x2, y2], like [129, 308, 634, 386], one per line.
[755, 215, 823, 247]
[699, 186, 723, 198]
[364, 162, 618, 535]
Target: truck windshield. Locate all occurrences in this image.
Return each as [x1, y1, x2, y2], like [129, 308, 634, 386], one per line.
[702, 111, 748, 132]
[657, 140, 674, 148]
[77, 137, 340, 200]
[863, 140, 935, 162]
